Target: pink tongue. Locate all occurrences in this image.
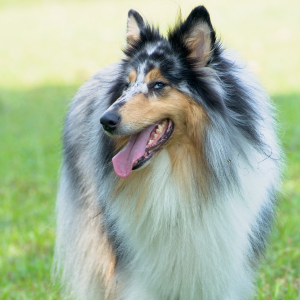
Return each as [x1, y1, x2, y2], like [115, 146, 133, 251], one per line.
[112, 124, 157, 178]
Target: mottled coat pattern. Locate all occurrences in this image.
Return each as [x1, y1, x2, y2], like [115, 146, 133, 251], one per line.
[54, 6, 282, 300]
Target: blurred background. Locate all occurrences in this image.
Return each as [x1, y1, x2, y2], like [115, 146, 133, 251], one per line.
[0, 0, 299, 298]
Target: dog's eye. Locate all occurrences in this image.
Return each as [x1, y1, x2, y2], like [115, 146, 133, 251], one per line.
[153, 82, 166, 89]
[124, 83, 130, 90]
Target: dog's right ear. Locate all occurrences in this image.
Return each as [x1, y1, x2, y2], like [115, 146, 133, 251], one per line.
[168, 6, 216, 68]
[126, 10, 145, 45]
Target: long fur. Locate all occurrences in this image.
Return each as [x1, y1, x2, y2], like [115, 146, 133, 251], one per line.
[54, 6, 282, 300]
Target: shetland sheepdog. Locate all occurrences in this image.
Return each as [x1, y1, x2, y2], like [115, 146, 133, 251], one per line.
[54, 6, 282, 300]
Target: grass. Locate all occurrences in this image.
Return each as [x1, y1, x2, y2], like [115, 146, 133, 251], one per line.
[0, 0, 299, 298]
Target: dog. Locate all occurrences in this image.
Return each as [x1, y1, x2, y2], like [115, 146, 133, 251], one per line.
[54, 6, 282, 300]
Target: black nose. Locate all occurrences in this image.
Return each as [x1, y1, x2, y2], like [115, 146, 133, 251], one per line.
[100, 112, 121, 133]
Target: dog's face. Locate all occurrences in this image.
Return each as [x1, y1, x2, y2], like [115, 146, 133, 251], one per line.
[100, 7, 216, 178]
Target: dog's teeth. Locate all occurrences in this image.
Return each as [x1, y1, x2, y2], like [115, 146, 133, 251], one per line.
[156, 125, 163, 133]
[153, 134, 158, 139]
[148, 139, 153, 145]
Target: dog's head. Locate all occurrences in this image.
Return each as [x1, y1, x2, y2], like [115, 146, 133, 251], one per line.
[100, 7, 219, 178]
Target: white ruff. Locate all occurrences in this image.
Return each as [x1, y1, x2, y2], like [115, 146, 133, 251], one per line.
[104, 146, 276, 300]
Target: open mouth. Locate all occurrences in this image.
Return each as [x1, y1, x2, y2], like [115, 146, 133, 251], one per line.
[132, 119, 174, 170]
[112, 119, 174, 178]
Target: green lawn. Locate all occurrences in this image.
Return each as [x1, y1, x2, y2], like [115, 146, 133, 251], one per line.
[1, 0, 299, 299]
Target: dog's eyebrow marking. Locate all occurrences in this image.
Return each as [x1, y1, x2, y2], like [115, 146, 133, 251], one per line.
[144, 68, 168, 84]
[128, 69, 137, 83]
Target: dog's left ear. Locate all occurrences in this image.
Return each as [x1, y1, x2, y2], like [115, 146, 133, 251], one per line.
[126, 9, 145, 45]
[169, 6, 216, 68]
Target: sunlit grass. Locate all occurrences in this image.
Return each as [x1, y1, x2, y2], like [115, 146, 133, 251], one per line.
[1, 0, 299, 298]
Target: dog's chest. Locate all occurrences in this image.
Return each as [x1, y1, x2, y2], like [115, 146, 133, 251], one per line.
[110, 151, 249, 299]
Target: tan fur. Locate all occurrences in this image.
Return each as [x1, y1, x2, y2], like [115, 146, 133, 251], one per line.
[81, 176, 118, 300]
[65, 171, 118, 299]
[128, 69, 137, 83]
[117, 76, 209, 197]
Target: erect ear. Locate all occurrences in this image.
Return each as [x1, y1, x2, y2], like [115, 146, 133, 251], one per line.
[176, 6, 216, 68]
[126, 9, 145, 45]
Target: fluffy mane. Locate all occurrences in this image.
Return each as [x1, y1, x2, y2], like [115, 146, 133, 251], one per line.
[54, 6, 282, 300]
